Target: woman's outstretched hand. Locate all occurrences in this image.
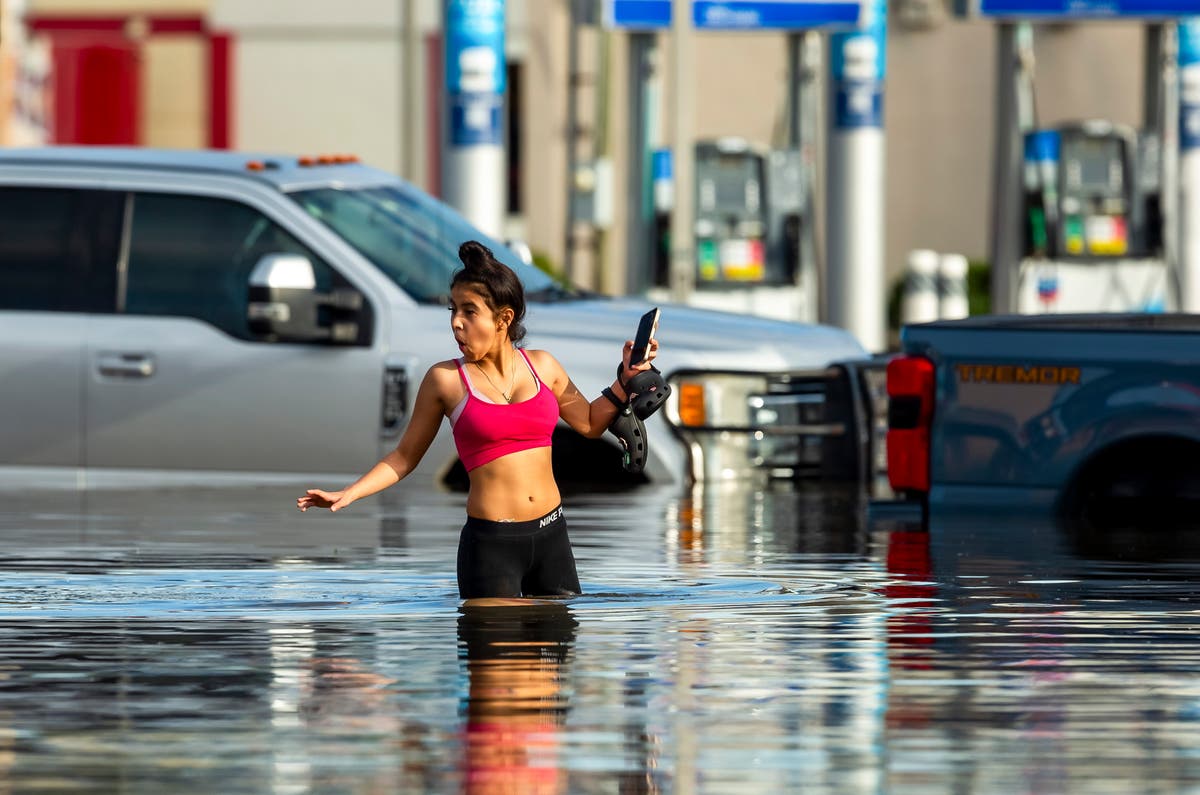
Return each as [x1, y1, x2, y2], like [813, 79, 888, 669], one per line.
[297, 489, 354, 513]
[619, 338, 659, 385]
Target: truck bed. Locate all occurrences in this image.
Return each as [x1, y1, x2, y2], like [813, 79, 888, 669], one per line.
[915, 313, 1200, 333]
[888, 311, 1200, 522]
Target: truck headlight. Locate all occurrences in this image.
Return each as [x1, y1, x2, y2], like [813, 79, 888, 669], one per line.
[664, 371, 833, 481]
[668, 373, 768, 428]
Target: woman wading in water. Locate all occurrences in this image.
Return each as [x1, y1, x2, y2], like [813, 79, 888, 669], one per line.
[297, 241, 658, 599]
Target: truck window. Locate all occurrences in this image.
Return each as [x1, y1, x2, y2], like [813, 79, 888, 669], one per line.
[290, 184, 563, 303]
[0, 187, 121, 312]
[124, 193, 337, 340]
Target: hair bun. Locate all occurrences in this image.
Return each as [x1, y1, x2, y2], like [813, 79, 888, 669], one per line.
[450, 239, 528, 344]
[458, 240, 495, 270]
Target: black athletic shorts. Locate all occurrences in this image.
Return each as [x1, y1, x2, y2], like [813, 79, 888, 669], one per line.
[457, 505, 582, 599]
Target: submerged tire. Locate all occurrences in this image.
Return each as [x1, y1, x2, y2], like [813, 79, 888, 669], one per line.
[1060, 436, 1200, 559]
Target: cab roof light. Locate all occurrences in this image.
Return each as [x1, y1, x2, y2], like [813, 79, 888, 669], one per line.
[297, 154, 360, 167]
[245, 159, 282, 172]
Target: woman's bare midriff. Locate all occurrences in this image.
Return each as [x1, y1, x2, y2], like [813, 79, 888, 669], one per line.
[465, 446, 561, 521]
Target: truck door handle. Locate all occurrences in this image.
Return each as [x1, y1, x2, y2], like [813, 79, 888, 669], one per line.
[96, 353, 156, 378]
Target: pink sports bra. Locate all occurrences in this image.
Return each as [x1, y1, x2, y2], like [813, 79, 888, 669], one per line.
[450, 349, 559, 472]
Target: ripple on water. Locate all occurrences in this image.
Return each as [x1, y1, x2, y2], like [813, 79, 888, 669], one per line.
[0, 566, 875, 621]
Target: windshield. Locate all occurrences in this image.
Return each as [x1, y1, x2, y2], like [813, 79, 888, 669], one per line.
[289, 183, 567, 303]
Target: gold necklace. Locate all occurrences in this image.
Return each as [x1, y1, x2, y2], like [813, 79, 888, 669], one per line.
[473, 353, 517, 403]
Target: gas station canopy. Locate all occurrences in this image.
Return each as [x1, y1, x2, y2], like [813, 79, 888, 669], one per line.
[604, 0, 866, 30]
[955, 0, 1200, 19]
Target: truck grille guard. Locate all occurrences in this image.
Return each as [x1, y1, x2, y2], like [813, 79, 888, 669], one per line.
[663, 355, 894, 490]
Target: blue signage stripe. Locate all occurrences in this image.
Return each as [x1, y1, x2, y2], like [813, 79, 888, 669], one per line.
[980, 0, 1200, 15]
[606, 0, 673, 28]
[693, 1, 862, 27]
[605, 0, 864, 28]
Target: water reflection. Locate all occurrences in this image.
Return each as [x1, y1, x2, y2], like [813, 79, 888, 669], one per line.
[1061, 510, 1200, 563]
[0, 620, 281, 792]
[659, 481, 873, 567]
[458, 602, 577, 795]
[885, 511, 1200, 794]
[1, 482, 1200, 792]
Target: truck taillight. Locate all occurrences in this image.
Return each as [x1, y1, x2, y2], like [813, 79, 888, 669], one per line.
[886, 355, 935, 493]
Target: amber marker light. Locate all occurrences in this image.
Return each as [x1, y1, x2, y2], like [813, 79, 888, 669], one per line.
[677, 382, 707, 427]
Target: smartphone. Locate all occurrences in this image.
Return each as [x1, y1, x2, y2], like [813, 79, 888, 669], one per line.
[629, 308, 660, 366]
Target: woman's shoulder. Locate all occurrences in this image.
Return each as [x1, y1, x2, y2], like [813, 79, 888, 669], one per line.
[523, 348, 562, 371]
[416, 360, 467, 409]
[422, 359, 464, 387]
[523, 348, 568, 386]
[522, 347, 558, 363]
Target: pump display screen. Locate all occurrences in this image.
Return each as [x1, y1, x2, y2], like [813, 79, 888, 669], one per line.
[1056, 130, 1131, 257]
[699, 155, 762, 214]
[1062, 136, 1123, 194]
[694, 147, 769, 284]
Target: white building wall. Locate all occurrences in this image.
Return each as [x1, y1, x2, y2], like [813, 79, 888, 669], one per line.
[507, 0, 571, 277]
[141, 36, 206, 149]
[233, 38, 402, 170]
[211, 0, 441, 182]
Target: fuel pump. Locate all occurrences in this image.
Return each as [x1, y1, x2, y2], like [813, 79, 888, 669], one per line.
[972, 15, 1181, 316]
[1023, 122, 1154, 259]
[694, 139, 771, 285]
[646, 137, 815, 320]
[1017, 120, 1169, 313]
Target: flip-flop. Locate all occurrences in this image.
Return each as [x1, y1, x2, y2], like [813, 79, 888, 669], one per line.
[607, 403, 648, 474]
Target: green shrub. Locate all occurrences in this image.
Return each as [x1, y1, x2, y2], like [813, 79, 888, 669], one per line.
[967, 260, 991, 316]
[532, 250, 570, 287]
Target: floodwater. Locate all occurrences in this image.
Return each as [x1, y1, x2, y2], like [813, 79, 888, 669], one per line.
[1, 481, 1199, 793]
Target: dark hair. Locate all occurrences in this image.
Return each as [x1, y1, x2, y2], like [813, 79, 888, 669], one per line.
[450, 241, 527, 343]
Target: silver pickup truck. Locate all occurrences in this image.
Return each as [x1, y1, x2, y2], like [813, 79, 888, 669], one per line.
[0, 147, 882, 494]
[884, 313, 1200, 525]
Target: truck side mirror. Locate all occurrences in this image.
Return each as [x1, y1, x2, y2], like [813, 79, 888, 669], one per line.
[247, 253, 362, 344]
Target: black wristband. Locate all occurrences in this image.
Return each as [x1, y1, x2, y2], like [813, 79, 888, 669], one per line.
[616, 362, 629, 390]
[601, 386, 625, 409]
